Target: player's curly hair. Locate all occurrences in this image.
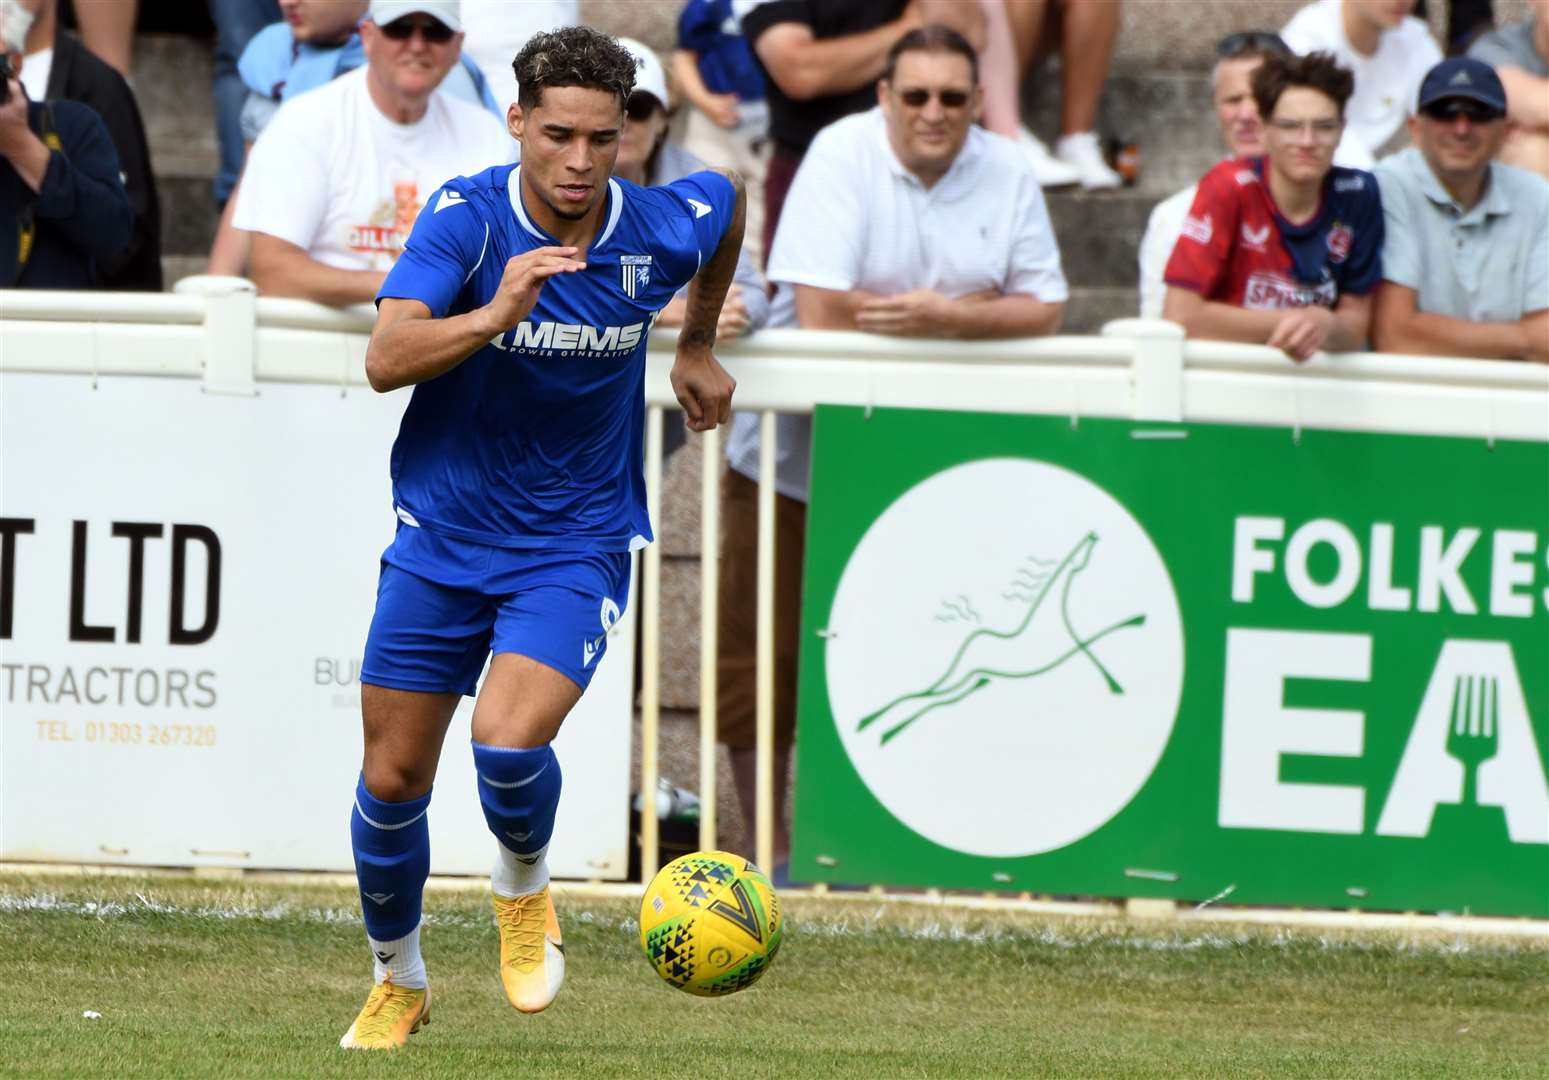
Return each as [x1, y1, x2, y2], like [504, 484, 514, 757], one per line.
[512, 26, 638, 113]
[1251, 51, 1355, 120]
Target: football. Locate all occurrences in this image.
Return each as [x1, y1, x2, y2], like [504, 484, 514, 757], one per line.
[639, 850, 783, 996]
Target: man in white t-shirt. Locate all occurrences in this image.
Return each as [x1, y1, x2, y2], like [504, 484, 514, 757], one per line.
[1137, 31, 1290, 318]
[1281, 0, 1441, 168]
[233, 0, 514, 306]
[717, 24, 1066, 877]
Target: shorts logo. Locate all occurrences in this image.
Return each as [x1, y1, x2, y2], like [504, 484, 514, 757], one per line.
[582, 597, 623, 668]
[621, 254, 652, 299]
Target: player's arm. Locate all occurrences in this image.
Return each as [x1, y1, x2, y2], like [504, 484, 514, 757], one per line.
[672, 167, 745, 431]
[365, 246, 586, 392]
[1373, 284, 1547, 361]
[249, 232, 387, 307]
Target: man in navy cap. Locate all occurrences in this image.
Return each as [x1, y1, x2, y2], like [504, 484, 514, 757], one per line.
[1371, 57, 1548, 363]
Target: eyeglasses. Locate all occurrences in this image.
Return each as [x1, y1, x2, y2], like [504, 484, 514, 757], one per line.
[1216, 31, 1291, 59]
[380, 17, 456, 44]
[896, 88, 971, 109]
[1421, 99, 1503, 124]
[626, 93, 662, 122]
[1267, 117, 1342, 142]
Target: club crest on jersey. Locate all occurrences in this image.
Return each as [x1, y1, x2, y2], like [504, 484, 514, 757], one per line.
[621, 254, 653, 299]
[1326, 222, 1353, 264]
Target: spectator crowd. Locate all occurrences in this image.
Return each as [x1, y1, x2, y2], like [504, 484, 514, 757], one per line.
[1, 0, 1546, 873]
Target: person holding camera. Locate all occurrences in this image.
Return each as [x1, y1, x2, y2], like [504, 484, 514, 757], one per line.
[0, 3, 133, 289]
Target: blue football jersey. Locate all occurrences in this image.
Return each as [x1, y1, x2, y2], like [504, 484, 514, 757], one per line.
[376, 163, 736, 552]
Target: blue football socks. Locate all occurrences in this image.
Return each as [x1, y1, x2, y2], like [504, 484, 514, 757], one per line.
[350, 773, 431, 986]
[471, 741, 562, 897]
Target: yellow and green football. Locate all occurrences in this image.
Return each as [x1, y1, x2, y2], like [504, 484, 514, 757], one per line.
[639, 850, 783, 997]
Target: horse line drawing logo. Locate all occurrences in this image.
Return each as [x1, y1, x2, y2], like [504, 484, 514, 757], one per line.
[825, 459, 1185, 857]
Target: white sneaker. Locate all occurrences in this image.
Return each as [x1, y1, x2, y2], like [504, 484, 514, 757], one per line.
[1054, 132, 1123, 190]
[1016, 128, 1081, 188]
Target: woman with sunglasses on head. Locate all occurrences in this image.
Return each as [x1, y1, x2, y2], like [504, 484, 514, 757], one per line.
[613, 38, 768, 362]
[1163, 51, 1383, 363]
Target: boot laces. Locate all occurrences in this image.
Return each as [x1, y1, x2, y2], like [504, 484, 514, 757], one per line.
[497, 893, 548, 971]
[354, 974, 415, 1042]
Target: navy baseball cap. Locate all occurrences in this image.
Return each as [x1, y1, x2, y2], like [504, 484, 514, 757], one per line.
[1417, 57, 1507, 114]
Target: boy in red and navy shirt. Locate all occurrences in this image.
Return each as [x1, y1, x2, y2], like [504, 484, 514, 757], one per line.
[1164, 51, 1383, 362]
[1166, 156, 1382, 310]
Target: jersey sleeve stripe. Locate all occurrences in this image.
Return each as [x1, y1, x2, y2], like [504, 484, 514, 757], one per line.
[463, 222, 490, 286]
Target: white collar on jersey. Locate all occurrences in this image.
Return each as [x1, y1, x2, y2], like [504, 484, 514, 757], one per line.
[507, 166, 625, 248]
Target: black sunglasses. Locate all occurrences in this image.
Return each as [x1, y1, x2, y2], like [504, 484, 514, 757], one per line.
[1422, 99, 1503, 124]
[380, 16, 456, 44]
[896, 88, 971, 109]
[1216, 31, 1291, 59]
[626, 93, 662, 121]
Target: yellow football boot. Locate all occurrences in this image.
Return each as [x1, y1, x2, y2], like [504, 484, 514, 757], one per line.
[493, 887, 565, 1013]
[338, 977, 430, 1050]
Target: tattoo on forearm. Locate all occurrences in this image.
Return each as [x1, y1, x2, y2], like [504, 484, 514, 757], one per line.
[680, 169, 746, 351]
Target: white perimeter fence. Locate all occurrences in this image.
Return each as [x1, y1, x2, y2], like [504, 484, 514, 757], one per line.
[2, 278, 1546, 884]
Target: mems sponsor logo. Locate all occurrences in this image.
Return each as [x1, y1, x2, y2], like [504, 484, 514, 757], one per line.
[489, 316, 656, 358]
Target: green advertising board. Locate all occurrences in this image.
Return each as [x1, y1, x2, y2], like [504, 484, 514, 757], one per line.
[793, 406, 1549, 916]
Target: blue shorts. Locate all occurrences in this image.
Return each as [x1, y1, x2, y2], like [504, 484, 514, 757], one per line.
[361, 524, 632, 695]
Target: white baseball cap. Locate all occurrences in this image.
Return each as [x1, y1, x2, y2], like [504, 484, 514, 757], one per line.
[368, 0, 461, 33]
[617, 36, 669, 110]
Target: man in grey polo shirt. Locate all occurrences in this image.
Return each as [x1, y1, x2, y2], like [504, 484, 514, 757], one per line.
[1371, 58, 1549, 363]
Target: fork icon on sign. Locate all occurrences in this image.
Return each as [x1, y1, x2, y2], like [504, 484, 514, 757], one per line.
[1444, 674, 1500, 807]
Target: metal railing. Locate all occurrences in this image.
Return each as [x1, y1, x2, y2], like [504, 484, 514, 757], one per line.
[4, 279, 1547, 881]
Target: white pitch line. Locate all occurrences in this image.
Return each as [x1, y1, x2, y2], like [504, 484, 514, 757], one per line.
[2, 862, 1544, 940]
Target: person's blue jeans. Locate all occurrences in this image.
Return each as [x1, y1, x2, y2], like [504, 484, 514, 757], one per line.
[209, 0, 280, 206]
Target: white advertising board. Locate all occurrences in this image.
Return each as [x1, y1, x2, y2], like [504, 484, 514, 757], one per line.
[1, 373, 635, 879]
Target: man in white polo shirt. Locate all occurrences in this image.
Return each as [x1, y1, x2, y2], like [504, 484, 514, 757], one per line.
[716, 24, 1067, 878]
[1372, 58, 1549, 362]
[233, 0, 513, 306]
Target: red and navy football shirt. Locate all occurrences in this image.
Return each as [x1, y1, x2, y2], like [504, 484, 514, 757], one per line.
[1164, 157, 1383, 310]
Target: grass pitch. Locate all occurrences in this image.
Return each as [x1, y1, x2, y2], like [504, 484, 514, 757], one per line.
[3, 871, 1547, 1079]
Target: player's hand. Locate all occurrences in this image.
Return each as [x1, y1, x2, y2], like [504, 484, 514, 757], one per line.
[1266, 306, 1335, 363]
[483, 247, 586, 331]
[671, 347, 736, 432]
[715, 286, 750, 343]
[704, 92, 742, 129]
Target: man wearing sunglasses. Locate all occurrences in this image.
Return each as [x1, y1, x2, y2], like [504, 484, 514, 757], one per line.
[233, 0, 513, 306]
[1372, 58, 1549, 362]
[1138, 31, 1291, 318]
[719, 27, 1066, 873]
